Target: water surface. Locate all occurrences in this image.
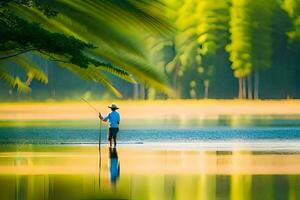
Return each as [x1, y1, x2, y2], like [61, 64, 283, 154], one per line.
[0, 115, 300, 200]
[0, 146, 299, 200]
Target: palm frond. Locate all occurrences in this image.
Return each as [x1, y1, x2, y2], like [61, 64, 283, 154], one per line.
[9, 1, 173, 61]
[14, 76, 32, 93]
[0, 68, 15, 87]
[9, 3, 147, 58]
[10, 55, 48, 85]
[91, 47, 175, 97]
[93, 63, 136, 84]
[57, 62, 122, 98]
[50, 0, 173, 35]
[0, 68, 31, 93]
[102, 0, 174, 35]
[37, 51, 136, 84]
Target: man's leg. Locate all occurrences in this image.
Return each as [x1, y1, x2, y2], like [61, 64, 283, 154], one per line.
[108, 128, 113, 147]
[114, 128, 118, 148]
[113, 137, 116, 148]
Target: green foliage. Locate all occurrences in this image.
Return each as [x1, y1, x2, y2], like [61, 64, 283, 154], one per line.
[227, 0, 253, 78]
[0, 11, 96, 68]
[146, 0, 299, 99]
[0, 0, 58, 16]
[227, 0, 275, 77]
[1, 0, 299, 99]
[196, 0, 230, 56]
[11, 55, 48, 84]
[0, 53, 48, 93]
[283, 0, 300, 47]
[57, 62, 123, 98]
[149, 0, 230, 98]
[251, 0, 274, 71]
[0, 0, 174, 97]
[0, 68, 31, 93]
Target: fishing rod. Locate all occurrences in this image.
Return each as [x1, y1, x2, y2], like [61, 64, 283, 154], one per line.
[80, 97, 100, 114]
[80, 97, 102, 186]
[80, 98, 102, 146]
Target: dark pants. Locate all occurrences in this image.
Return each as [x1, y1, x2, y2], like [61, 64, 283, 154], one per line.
[108, 128, 119, 141]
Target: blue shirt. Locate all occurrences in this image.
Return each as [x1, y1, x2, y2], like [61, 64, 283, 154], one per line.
[104, 111, 120, 128]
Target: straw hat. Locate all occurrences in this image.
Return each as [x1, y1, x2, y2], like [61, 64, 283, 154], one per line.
[108, 103, 119, 109]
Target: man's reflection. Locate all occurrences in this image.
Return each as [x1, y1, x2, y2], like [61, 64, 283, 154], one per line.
[109, 147, 120, 186]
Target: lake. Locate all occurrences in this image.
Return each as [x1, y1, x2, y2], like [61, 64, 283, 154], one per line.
[0, 115, 300, 199]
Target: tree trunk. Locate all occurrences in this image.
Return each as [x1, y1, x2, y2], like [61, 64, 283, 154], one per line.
[45, 59, 48, 76]
[144, 86, 149, 100]
[49, 62, 56, 98]
[238, 78, 243, 99]
[247, 74, 253, 100]
[139, 84, 145, 100]
[51, 88, 56, 98]
[204, 80, 209, 99]
[254, 70, 259, 99]
[133, 84, 139, 99]
[242, 77, 247, 99]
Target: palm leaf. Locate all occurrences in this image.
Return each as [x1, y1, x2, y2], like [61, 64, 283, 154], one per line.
[57, 62, 122, 98]
[9, 3, 148, 58]
[10, 55, 48, 85]
[37, 51, 136, 84]
[93, 63, 136, 84]
[14, 76, 32, 93]
[50, 0, 173, 35]
[90, 47, 175, 97]
[0, 68, 16, 87]
[0, 68, 31, 93]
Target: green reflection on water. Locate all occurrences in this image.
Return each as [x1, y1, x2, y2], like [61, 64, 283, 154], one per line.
[0, 175, 299, 200]
[0, 145, 300, 200]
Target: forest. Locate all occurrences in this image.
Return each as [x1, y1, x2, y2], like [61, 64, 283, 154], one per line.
[0, 0, 299, 100]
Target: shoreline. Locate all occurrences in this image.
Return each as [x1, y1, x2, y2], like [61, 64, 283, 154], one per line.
[1, 140, 300, 152]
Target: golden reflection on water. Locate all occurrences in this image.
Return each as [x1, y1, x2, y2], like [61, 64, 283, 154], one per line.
[0, 145, 299, 200]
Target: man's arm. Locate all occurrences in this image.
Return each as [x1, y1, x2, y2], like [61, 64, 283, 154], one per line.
[99, 113, 108, 122]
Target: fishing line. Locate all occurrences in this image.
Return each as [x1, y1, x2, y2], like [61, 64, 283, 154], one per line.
[80, 97, 99, 113]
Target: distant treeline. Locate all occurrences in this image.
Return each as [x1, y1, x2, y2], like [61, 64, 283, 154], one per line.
[146, 0, 300, 99]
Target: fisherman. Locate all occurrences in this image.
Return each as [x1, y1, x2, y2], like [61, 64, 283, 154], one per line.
[99, 104, 120, 148]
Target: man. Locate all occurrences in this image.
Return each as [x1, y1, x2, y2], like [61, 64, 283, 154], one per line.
[99, 104, 120, 148]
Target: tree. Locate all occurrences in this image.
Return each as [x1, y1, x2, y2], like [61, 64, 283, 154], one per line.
[0, 0, 174, 97]
[227, 0, 274, 99]
[250, 0, 274, 99]
[159, 0, 230, 99]
[195, 0, 230, 98]
[282, 0, 300, 44]
[227, 0, 253, 99]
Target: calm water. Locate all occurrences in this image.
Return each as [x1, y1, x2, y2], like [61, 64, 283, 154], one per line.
[0, 127, 300, 151]
[0, 145, 299, 200]
[0, 115, 300, 145]
[0, 174, 299, 200]
[0, 115, 300, 200]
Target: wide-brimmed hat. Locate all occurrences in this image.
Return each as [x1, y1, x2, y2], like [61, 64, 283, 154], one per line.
[108, 103, 119, 109]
